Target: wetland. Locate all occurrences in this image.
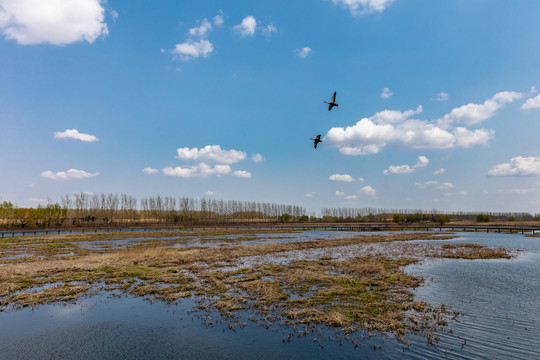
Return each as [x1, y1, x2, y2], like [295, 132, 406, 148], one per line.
[0, 229, 538, 359]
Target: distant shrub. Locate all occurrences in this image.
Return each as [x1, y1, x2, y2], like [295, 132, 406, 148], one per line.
[437, 215, 450, 225]
[298, 215, 309, 222]
[507, 216, 516, 221]
[476, 214, 491, 222]
[279, 214, 290, 223]
[393, 214, 405, 223]
[533, 217, 540, 221]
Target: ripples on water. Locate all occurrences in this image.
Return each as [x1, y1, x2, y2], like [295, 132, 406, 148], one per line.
[0, 230, 539, 359]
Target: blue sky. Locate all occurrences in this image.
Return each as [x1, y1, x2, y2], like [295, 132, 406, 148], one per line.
[1, 0, 540, 213]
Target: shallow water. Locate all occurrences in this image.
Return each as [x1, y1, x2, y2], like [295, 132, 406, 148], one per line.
[406, 232, 540, 359]
[0, 230, 538, 359]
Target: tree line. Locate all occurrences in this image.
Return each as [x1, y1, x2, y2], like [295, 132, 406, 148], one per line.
[320, 207, 539, 222]
[1, 195, 539, 229]
[0, 193, 307, 228]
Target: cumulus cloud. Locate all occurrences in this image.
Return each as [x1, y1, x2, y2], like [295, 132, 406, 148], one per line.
[329, 174, 355, 182]
[344, 195, 357, 200]
[41, 169, 99, 180]
[325, 104, 494, 155]
[164, 16, 222, 61]
[251, 153, 265, 163]
[170, 39, 213, 60]
[359, 186, 376, 196]
[234, 15, 256, 37]
[188, 18, 212, 38]
[521, 94, 540, 110]
[262, 24, 277, 36]
[332, 0, 396, 15]
[176, 145, 246, 164]
[438, 91, 523, 127]
[335, 190, 345, 196]
[381, 87, 393, 99]
[142, 167, 158, 175]
[232, 170, 251, 178]
[213, 15, 224, 27]
[206, 190, 217, 196]
[383, 156, 429, 175]
[162, 163, 231, 178]
[488, 156, 540, 176]
[54, 129, 98, 142]
[432, 92, 449, 101]
[434, 168, 446, 175]
[369, 106, 423, 125]
[294, 47, 312, 58]
[437, 182, 454, 189]
[0, 0, 109, 45]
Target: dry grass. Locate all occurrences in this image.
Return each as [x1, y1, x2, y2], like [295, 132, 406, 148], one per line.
[0, 229, 515, 346]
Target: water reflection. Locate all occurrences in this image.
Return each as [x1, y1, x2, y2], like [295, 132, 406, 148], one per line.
[0, 230, 538, 359]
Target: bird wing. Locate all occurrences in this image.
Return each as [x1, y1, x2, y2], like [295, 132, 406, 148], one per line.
[331, 92, 336, 102]
[314, 141, 318, 149]
[328, 103, 333, 111]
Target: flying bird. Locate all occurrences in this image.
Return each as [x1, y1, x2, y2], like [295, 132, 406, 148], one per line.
[310, 135, 322, 149]
[324, 92, 338, 111]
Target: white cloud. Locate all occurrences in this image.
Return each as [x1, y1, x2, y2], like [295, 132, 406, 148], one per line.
[369, 105, 423, 124]
[213, 15, 224, 27]
[325, 105, 494, 155]
[439, 91, 523, 127]
[232, 170, 251, 178]
[434, 168, 446, 175]
[251, 153, 265, 163]
[263, 24, 277, 36]
[142, 167, 158, 175]
[358, 177, 365, 182]
[54, 129, 98, 142]
[344, 195, 357, 200]
[381, 87, 393, 99]
[504, 188, 537, 194]
[0, 0, 109, 45]
[304, 192, 315, 198]
[459, 191, 468, 196]
[294, 47, 312, 58]
[170, 39, 213, 61]
[335, 190, 345, 196]
[234, 15, 256, 37]
[488, 156, 540, 176]
[521, 94, 540, 110]
[110, 9, 118, 21]
[176, 145, 246, 164]
[437, 182, 454, 189]
[162, 163, 231, 178]
[332, 0, 396, 15]
[329, 174, 355, 182]
[359, 186, 376, 196]
[415, 156, 429, 168]
[432, 92, 448, 101]
[188, 18, 212, 38]
[415, 180, 439, 189]
[383, 156, 429, 175]
[206, 190, 217, 196]
[41, 169, 99, 180]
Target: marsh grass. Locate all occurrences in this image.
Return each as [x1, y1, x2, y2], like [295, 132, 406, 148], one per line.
[0, 230, 514, 347]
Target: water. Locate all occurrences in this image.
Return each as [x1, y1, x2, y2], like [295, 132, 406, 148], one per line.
[406, 232, 540, 359]
[0, 230, 539, 359]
